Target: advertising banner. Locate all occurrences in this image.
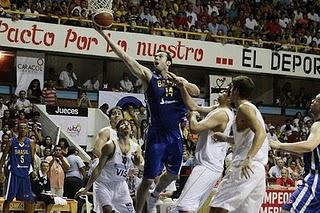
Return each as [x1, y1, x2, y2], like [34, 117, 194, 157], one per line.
[15, 54, 45, 95]
[1, 18, 319, 79]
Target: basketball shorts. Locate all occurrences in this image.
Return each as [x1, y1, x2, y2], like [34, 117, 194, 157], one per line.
[283, 172, 320, 212]
[143, 127, 183, 179]
[210, 160, 266, 213]
[5, 172, 34, 202]
[94, 180, 135, 213]
[177, 165, 222, 212]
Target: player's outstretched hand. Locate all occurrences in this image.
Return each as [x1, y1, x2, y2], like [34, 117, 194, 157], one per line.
[240, 157, 254, 179]
[269, 140, 281, 150]
[75, 188, 88, 198]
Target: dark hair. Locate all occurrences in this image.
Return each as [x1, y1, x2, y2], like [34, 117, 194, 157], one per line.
[115, 119, 130, 131]
[232, 76, 255, 99]
[108, 106, 123, 118]
[67, 146, 78, 156]
[157, 50, 172, 63]
[58, 138, 69, 148]
[100, 103, 109, 114]
[1, 133, 9, 140]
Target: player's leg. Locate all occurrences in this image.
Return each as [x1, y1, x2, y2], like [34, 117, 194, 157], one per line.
[3, 173, 16, 213]
[24, 201, 35, 213]
[114, 181, 135, 213]
[19, 176, 35, 213]
[177, 165, 221, 212]
[136, 129, 166, 213]
[95, 182, 115, 213]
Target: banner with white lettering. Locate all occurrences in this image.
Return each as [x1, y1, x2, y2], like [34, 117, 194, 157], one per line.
[46, 106, 88, 145]
[15, 54, 45, 95]
[209, 75, 232, 106]
[260, 189, 294, 213]
[99, 91, 205, 109]
[1, 18, 320, 79]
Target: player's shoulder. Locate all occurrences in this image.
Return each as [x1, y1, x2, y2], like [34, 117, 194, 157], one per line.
[98, 126, 112, 135]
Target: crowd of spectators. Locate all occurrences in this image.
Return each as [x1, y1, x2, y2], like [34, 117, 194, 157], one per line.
[1, 0, 320, 53]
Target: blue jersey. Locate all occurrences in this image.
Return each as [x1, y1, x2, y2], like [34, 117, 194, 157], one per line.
[10, 137, 32, 177]
[145, 73, 187, 129]
[303, 144, 320, 171]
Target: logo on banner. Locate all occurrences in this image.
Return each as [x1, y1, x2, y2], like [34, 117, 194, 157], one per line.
[46, 106, 88, 117]
[17, 58, 44, 73]
[67, 123, 82, 136]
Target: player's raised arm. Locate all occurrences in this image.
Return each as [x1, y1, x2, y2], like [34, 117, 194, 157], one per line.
[92, 127, 111, 158]
[96, 29, 152, 86]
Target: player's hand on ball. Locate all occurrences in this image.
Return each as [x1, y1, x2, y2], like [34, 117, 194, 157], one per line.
[269, 140, 281, 150]
[75, 188, 88, 198]
[240, 156, 254, 179]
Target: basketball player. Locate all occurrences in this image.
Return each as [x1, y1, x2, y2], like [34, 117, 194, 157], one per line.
[209, 76, 269, 213]
[96, 29, 200, 213]
[173, 78, 234, 213]
[270, 93, 320, 212]
[75, 119, 143, 213]
[89, 106, 123, 212]
[0, 122, 35, 213]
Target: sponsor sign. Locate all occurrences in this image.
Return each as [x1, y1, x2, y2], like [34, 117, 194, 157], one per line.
[209, 75, 232, 106]
[46, 106, 88, 145]
[15, 54, 44, 95]
[1, 18, 320, 79]
[46, 105, 88, 117]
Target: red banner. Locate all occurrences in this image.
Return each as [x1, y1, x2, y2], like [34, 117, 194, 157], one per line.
[260, 189, 294, 213]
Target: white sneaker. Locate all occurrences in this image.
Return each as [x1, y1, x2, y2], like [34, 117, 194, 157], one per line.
[147, 191, 159, 213]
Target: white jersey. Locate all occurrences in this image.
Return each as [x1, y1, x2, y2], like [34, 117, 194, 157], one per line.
[232, 101, 269, 166]
[96, 139, 139, 183]
[195, 107, 234, 172]
[107, 126, 118, 141]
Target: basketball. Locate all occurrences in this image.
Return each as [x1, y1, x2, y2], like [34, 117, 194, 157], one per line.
[93, 12, 113, 28]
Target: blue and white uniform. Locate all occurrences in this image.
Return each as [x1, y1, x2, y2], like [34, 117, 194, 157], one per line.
[283, 121, 320, 213]
[144, 72, 187, 178]
[5, 137, 33, 202]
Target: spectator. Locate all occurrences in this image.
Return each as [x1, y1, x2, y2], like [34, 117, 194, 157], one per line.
[119, 72, 134, 93]
[124, 105, 137, 122]
[0, 96, 8, 118]
[276, 168, 295, 187]
[46, 145, 70, 197]
[136, 106, 147, 128]
[42, 79, 57, 106]
[64, 146, 86, 199]
[58, 138, 70, 157]
[99, 103, 109, 115]
[27, 79, 42, 104]
[245, 14, 259, 33]
[134, 78, 144, 93]
[280, 119, 294, 134]
[14, 90, 32, 115]
[59, 63, 78, 89]
[267, 125, 278, 141]
[1, 110, 13, 129]
[0, 0, 11, 9]
[269, 158, 286, 178]
[82, 76, 99, 91]
[77, 91, 92, 108]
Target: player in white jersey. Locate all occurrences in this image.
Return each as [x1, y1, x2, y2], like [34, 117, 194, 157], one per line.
[76, 119, 143, 213]
[171, 76, 234, 213]
[210, 76, 269, 213]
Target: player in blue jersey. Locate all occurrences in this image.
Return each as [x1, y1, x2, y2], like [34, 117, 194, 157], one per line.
[0, 122, 36, 213]
[96, 29, 200, 213]
[270, 93, 320, 213]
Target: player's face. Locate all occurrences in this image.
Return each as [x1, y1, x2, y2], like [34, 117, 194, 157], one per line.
[154, 52, 170, 72]
[18, 124, 28, 136]
[110, 109, 123, 124]
[118, 120, 132, 135]
[217, 86, 231, 104]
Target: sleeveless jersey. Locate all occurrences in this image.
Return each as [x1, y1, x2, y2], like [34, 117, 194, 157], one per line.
[96, 139, 139, 183]
[195, 108, 234, 172]
[10, 137, 32, 177]
[303, 122, 320, 171]
[145, 73, 187, 129]
[232, 102, 269, 166]
[106, 126, 118, 141]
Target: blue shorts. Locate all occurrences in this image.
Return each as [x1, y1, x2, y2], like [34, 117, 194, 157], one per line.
[143, 127, 183, 179]
[5, 172, 34, 202]
[283, 172, 320, 212]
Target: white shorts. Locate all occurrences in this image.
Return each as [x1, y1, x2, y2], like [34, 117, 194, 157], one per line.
[94, 180, 135, 213]
[210, 161, 266, 213]
[177, 165, 222, 212]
